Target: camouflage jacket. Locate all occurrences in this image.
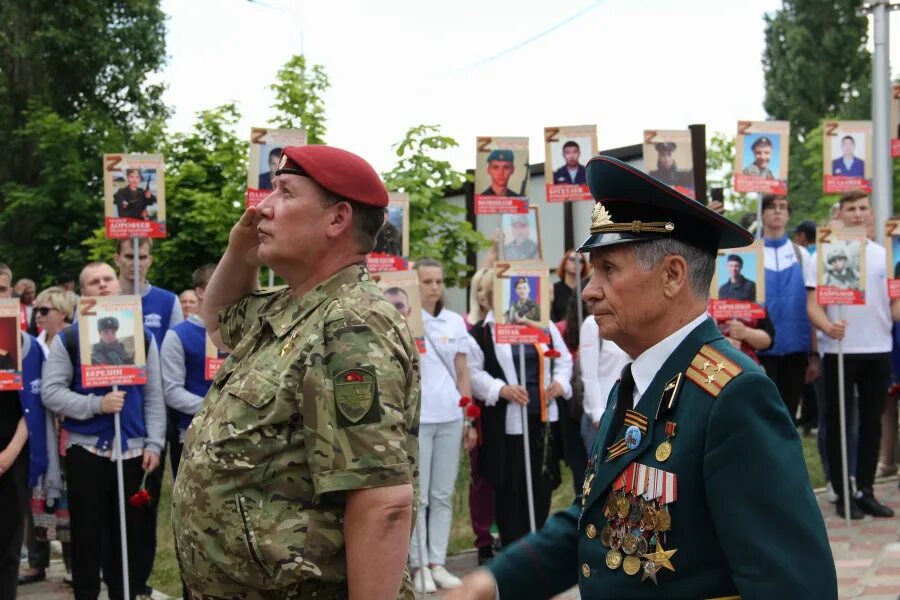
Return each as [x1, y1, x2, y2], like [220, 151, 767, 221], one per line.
[172, 264, 420, 599]
[91, 341, 133, 365]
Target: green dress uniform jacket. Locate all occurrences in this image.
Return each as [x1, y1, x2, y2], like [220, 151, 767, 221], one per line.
[172, 264, 421, 599]
[488, 318, 836, 599]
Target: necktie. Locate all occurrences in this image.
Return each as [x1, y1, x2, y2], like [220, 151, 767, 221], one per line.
[611, 363, 635, 435]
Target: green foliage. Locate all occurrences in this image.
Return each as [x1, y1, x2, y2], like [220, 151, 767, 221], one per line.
[270, 55, 330, 144]
[0, 0, 167, 284]
[761, 0, 871, 223]
[706, 131, 754, 219]
[382, 125, 489, 288]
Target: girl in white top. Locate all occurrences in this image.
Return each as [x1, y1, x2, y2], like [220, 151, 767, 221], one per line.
[578, 315, 631, 446]
[409, 258, 472, 592]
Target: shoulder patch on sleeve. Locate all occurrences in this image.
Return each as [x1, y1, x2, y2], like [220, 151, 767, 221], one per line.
[685, 344, 743, 398]
[333, 368, 380, 427]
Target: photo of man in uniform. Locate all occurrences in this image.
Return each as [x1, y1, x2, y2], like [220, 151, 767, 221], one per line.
[113, 168, 157, 220]
[742, 136, 776, 178]
[832, 135, 865, 177]
[718, 254, 757, 301]
[481, 149, 524, 197]
[506, 277, 540, 325]
[823, 247, 860, 290]
[91, 316, 134, 365]
[648, 142, 693, 191]
[258, 146, 282, 191]
[552, 141, 586, 185]
[503, 214, 540, 260]
[383, 287, 412, 319]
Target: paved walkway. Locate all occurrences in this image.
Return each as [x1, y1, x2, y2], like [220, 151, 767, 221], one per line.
[18, 479, 900, 599]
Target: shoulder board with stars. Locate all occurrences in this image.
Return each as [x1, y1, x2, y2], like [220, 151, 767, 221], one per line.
[685, 344, 742, 398]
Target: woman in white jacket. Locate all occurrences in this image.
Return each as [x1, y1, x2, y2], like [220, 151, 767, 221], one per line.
[578, 314, 631, 452]
[467, 282, 573, 546]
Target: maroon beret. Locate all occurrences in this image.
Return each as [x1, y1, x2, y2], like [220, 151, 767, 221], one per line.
[275, 145, 388, 208]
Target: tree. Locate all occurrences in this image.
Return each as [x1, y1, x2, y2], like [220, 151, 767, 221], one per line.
[0, 0, 168, 283]
[382, 125, 489, 287]
[706, 131, 754, 220]
[762, 0, 871, 218]
[269, 55, 330, 144]
[85, 104, 247, 292]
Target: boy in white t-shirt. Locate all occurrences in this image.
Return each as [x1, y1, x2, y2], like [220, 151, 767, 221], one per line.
[806, 191, 900, 519]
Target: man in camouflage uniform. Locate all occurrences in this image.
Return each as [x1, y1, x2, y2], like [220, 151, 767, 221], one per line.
[823, 247, 860, 290]
[172, 145, 421, 600]
[90, 316, 134, 365]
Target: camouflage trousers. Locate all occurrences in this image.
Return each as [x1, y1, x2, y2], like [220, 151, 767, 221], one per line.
[188, 570, 415, 600]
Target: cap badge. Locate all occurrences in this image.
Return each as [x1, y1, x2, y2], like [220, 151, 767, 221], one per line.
[589, 203, 676, 236]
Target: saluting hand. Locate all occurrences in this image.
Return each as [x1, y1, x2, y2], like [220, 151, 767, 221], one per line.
[228, 207, 264, 267]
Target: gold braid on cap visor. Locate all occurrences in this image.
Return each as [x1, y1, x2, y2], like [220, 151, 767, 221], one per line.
[589, 203, 675, 235]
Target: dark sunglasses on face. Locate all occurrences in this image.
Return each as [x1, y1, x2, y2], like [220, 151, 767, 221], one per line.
[37, 306, 57, 316]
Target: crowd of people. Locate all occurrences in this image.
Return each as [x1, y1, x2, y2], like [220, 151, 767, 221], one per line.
[1, 182, 899, 598]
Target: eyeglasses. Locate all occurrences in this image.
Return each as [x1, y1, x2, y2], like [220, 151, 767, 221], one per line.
[36, 306, 58, 316]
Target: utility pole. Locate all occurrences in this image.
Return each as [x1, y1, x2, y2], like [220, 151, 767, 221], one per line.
[860, 0, 900, 243]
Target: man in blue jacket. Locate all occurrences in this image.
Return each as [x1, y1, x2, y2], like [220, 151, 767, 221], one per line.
[42, 261, 165, 600]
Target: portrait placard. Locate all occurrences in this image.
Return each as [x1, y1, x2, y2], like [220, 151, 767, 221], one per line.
[816, 227, 867, 305]
[474, 136, 529, 214]
[642, 130, 694, 199]
[823, 121, 872, 194]
[103, 154, 166, 239]
[368, 192, 410, 273]
[492, 261, 550, 344]
[0, 299, 23, 391]
[734, 121, 790, 194]
[544, 125, 597, 202]
[205, 333, 228, 381]
[77, 295, 147, 387]
[246, 127, 308, 207]
[709, 240, 766, 320]
[885, 219, 900, 299]
[374, 270, 426, 353]
[500, 205, 542, 262]
[892, 84, 900, 159]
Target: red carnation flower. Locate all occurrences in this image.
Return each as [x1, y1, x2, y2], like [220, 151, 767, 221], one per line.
[458, 396, 472, 408]
[129, 489, 152, 508]
[466, 404, 482, 419]
[544, 349, 561, 359]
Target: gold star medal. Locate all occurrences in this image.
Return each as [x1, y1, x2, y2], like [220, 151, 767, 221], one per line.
[643, 540, 677, 572]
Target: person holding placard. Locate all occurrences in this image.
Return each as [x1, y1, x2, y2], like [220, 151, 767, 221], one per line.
[806, 190, 900, 519]
[467, 278, 572, 546]
[756, 194, 819, 427]
[173, 145, 420, 599]
[0, 266, 53, 599]
[113, 237, 181, 597]
[41, 261, 165, 600]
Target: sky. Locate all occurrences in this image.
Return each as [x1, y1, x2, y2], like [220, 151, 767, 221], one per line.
[160, 0, 900, 174]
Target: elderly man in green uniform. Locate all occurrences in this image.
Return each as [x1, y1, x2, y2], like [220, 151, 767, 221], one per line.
[90, 316, 134, 365]
[449, 156, 836, 599]
[171, 145, 421, 600]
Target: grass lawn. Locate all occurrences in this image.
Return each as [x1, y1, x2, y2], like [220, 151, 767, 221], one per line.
[149, 433, 827, 597]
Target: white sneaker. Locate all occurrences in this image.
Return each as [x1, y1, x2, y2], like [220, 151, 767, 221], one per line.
[824, 481, 838, 503]
[430, 564, 462, 589]
[413, 567, 437, 594]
